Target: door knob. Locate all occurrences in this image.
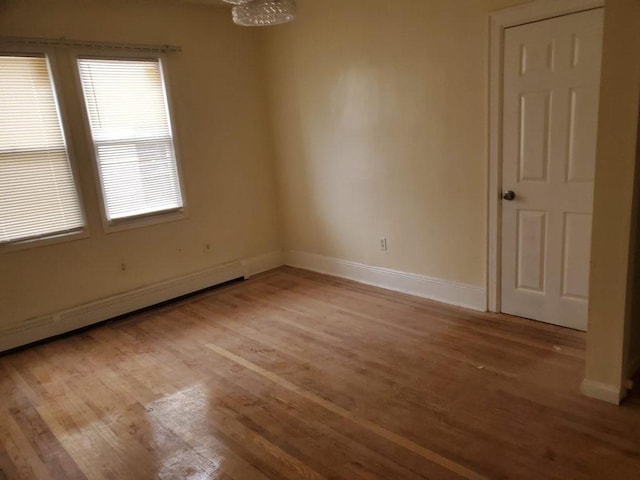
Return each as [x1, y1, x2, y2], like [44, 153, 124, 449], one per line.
[503, 190, 516, 201]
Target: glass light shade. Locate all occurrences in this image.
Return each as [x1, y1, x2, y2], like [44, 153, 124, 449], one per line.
[232, 0, 296, 27]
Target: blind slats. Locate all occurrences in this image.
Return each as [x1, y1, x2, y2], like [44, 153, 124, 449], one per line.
[78, 58, 183, 222]
[0, 55, 84, 243]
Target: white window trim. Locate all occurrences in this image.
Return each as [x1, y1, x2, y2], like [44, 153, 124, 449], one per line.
[0, 45, 89, 253]
[69, 48, 189, 234]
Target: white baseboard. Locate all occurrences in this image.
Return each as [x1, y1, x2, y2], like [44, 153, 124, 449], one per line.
[242, 250, 284, 278]
[580, 378, 626, 405]
[0, 251, 283, 353]
[284, 251, 487, 312]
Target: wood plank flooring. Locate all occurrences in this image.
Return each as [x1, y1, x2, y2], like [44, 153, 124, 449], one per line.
[1, 266, 639, 479]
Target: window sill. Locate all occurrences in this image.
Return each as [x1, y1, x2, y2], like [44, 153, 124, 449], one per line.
[0, 229, 89, 253]
[102, 208, 188, 234]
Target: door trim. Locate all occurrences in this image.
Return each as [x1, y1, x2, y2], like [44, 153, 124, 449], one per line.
[487, 0, 604, 313]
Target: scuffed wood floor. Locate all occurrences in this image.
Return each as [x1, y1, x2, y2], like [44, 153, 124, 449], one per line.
[1, 267, 639, 479]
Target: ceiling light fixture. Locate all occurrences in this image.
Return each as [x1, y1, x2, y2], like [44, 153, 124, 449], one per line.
[224, 0, 297, 27]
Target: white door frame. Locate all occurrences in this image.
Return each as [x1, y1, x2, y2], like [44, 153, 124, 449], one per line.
[487, 0, 605, 313]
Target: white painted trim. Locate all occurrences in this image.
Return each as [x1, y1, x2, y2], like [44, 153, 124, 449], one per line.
[285, 251, 487, 312]
[580, 378, 626, 405]
[0, 251, 283, 352]
[242, 250, 284, 278]
[487, 0, 605, 313]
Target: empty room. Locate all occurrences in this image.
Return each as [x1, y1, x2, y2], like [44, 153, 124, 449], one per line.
[1, 0, 640, 478]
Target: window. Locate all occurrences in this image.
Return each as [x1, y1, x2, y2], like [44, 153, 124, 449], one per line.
[0, 54, 84, 244]
[77, 57, 184, 223]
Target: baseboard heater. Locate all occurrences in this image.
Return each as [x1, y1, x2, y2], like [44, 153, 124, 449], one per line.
[0, 260, 245, 353]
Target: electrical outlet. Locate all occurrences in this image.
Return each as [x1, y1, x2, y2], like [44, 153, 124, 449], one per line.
[380, 237, 388, 251]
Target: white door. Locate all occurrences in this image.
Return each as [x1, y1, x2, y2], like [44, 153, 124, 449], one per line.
[501, 9, 603, 331]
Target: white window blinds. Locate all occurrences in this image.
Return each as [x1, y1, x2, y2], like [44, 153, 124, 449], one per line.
[77, 58, 183, 222]
[0, 55, 84, 244]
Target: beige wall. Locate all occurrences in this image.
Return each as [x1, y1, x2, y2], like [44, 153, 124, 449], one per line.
[585, 0, 640, 396]
[0, 0, 281, 327]
[261, 0, 528, 287]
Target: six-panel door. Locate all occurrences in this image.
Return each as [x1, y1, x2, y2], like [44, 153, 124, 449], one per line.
[501, 8, 603, 331]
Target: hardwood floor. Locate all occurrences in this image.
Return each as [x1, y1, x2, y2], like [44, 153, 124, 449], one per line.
[1, 267, 639, 480]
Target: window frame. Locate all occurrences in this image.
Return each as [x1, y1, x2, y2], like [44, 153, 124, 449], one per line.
[0, 46, 89, 252]
[70, 49, 188, 234]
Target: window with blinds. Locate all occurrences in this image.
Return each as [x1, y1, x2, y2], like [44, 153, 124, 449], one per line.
[0, 55, 84, 244]
[77, 58, 183, 222]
